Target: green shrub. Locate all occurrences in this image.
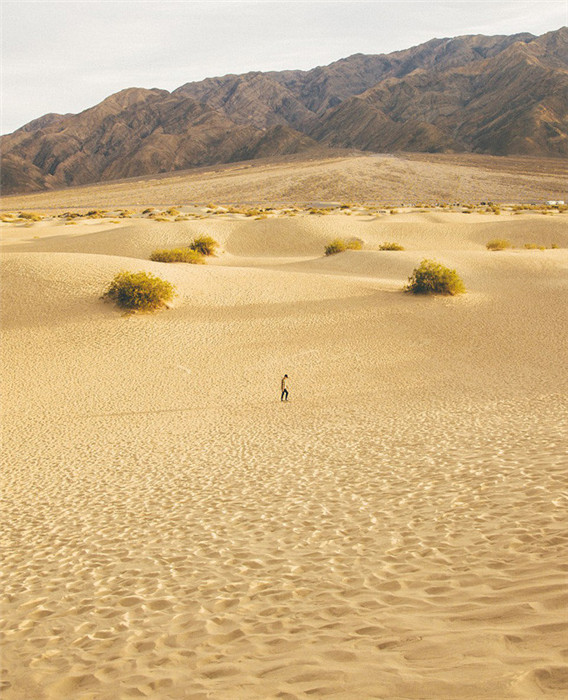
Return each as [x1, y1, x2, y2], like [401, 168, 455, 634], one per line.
[346, 238, 363, 250]
[149, 248, 204, 264]
[102, 271, 176, 312]
[379, 241, 404, 251]
[189, 235, 219, 256]
[324, 239, 347, 255]
[166, 207, 180, 216]
[142, 207, 155, 215]
[405, 259, 465, 296]
[524, 243, 546, 250]
[486, 239, 511, 251]
[18, 212, 43, 221]
[551, 243, 559, 249]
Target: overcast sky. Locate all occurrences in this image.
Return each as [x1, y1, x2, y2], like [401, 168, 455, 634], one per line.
[2, 0, 566, 133]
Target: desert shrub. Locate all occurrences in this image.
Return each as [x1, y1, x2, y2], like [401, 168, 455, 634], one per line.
[149, 248, 204, 263]
[346, 238, 363, 250]
[389, 209, 398, 215]
[324, 239, 347, 256]
[379, 241, 404, 251]
[405, 259, 465, 296]
[166, 207, 180, 216]
[102, 271, 176, 312]
[86, 209, 107, 218]
[486, 239, 511, 251]
[189, 235, 219, 256]
[65, 220, 78, 225]
[0, 213, 17, 222]
[18, 212, 43, 221]
[551, 243, 559, 249]
[524, 243, 546, 250]
[142, 207, 155, 215]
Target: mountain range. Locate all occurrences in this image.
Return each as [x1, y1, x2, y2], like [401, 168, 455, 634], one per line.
[2, 27, 566, 194]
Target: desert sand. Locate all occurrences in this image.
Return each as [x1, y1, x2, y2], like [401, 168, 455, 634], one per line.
[1, 201, 568, 699]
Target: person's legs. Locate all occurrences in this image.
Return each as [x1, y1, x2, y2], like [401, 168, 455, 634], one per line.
[281, 389, 288, 401]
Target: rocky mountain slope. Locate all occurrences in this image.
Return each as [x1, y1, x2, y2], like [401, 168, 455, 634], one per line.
[2, 27, 566, 194]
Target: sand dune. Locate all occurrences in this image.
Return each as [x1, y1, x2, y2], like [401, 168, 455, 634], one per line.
[1, 210, 567, 699]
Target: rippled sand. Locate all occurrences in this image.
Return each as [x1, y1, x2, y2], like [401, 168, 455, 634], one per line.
[2, 210, 568, 699]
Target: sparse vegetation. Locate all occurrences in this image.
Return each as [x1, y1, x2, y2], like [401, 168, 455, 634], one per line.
[18, 212, 43, 221]
[189, 235, 219, 256]
[149, 248, 205, 264]
[486, 239, 511, 251]
[524, 243, 546, 250]
[379, 242, 405, 251]
[405, 259, 465, 296]
[325, 239, 346, 255]
[325, 238, 363, 255]
[102, 271, 176, 312]
[166, 207, 180, 216]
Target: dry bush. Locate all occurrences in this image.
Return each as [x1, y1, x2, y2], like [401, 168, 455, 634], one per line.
[102, 271, 176, 312]
[405, 259, 465, 296]
[149, 248, 204, 263]
[379, 242, 404, 251]
[486, 239, 511, 251]
[324, 239, 347, 255]
[189, 235, 219, 256]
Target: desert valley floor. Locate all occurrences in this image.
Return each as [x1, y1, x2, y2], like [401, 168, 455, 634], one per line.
[1, 157, 568, 699]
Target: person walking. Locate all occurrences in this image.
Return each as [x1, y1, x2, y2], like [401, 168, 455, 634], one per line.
[281, 374, 289, 402]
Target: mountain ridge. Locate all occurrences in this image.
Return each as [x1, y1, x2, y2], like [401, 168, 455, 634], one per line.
[2, 28, 566, 194]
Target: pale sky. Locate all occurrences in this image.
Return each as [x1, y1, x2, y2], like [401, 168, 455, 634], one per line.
[1, 0, 567, 134]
